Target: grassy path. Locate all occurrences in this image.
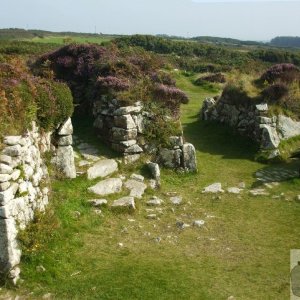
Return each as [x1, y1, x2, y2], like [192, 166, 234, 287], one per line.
[2, 75, 300, 300]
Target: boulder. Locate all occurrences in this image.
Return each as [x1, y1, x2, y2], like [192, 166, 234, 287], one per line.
[57, 135, 73, 146]
[53, 146, 76, 179]
[3, 136, 22, 146]
[0, 164, 13, 175]
[0, 183, 19, 206]
[124, 179, 147, 198]
[3, 145, 23, 157]
[0, 155, 12, 165]
[112, 127, 137, 141]
[114, 114, 136, 129]
[88, 199, 108, 207]
[111, 196, 135, 210]
[130, 173, 144, 182]
[182, 143, 197, 172]
[87, 159, 118, 180]
[202, 183, 224, 193]
[124, 144, 143, 154]
[114, 106, 142, 116]
[277, 115, 300, 140]
[57, 118, 73, 136]
[260, 125, 280, 149]
[158, 148, 181, 169]
[147, 162, 160, 181]
[123, 154, 140, 165]
[88, 178, 123, 196]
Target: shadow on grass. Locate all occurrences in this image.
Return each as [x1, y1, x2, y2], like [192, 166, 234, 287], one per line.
[184, 119, 260, 161]
[72, 115, 119, 159]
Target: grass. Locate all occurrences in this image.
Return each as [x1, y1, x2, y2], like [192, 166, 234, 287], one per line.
[29, 36, 112, 45]
[1, 72, 300, 299]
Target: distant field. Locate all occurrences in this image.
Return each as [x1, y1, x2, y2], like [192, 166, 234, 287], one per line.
[29, 35, 113, 45]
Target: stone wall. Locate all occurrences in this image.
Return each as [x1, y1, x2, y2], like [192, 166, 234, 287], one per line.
[201, 97, 300, 156]
[0, 119, 76, 284]
[92, 97, 197, 171]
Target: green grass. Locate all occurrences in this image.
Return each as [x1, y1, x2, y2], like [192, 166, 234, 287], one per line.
[2, 72, 300, 299]
[29, 36, 112, 45]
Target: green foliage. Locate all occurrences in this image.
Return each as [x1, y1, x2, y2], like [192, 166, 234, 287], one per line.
[143, 102, 182, 147]
[0, 57, 74, 137]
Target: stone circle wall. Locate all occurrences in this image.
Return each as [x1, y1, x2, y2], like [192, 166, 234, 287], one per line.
[201, 97, 300, 156]
[0, 119, 76, 284]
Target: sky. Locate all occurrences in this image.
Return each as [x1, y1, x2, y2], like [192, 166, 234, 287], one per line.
[0, 0, 299, 41]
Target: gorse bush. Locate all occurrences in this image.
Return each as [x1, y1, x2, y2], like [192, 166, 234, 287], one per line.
[0, 57, 73, 137]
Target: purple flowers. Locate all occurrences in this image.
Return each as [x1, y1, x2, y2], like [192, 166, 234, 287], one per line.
[260, 63, 300, 83]
[97, 76, 130, 91]
[154, 84, 189, 104]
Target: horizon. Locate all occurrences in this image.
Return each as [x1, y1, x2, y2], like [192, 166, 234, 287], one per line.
[0, 0, 300, 41]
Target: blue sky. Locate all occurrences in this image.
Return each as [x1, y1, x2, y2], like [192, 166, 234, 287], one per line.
[0, 0, 299, 41]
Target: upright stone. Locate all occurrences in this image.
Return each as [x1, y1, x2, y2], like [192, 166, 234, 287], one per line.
[57, 118, 73, 136]
[182, 143, 197, 172]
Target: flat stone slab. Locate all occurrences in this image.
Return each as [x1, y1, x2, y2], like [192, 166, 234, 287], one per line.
[256, 168, 299, 183]
[124, 179, 147, 198]
[111, 196, 135, 209]
[87, 159, 118, 180]
[202, 183, 224, 193]
[88, 178, 122, 196]
[130, 173, 144, 182]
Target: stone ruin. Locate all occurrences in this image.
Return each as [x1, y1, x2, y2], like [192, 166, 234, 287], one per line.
[0, 119, 76, 284]
[201, 97, 300, 158]
[92, 97, 197, 171]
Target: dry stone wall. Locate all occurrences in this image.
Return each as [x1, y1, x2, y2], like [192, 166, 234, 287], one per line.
[92, 97, 197, 171]
[0, 119, 76, 284]
[201, 97, 300, 156]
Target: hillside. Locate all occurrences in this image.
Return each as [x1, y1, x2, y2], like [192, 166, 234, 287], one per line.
[271, 36, 300, 48]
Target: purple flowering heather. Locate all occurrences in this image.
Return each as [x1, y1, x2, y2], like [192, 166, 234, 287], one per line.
[154, 84, 189, 104]
[97, 76, 130, 92]
[260, 63, 300, 83]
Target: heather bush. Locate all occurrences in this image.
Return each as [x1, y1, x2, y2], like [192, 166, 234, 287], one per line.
[195, 73, 226, 85]
[260, 83, 289, 103]
[0, 57, 73, 137]
[220, 83, 253, 106]
[33, 43, 188, 116]
[260, 63, 300, 84]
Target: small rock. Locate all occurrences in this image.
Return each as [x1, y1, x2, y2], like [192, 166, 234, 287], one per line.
[88, 199, 107, 207]
[130, 173, 144, 182]
[78, 160, 91, 167]
[111, 196, 135, 209]
[170, 196, 182, 205]
[176, 221, 190, 229]
[147, 162, 160, 180]
[238, 182, 246, 189]
[94, 209, 102, 215]
[227, 187, 242, 194]
[249, 189, 270, 196]
[202, 183, 224, 193]
[154, 237, 162, 243]
[193, 220, 205, 227]
[72, 211, 81, 218]
[296, 195, 300, 201]
[36, 265, 46, 272]
[147, 214, 157, 219]
[147, 196, 164, 206]
[118, 242, 124, 248]
[42, 293, 53, 299]
[149, 179, 159, 189]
